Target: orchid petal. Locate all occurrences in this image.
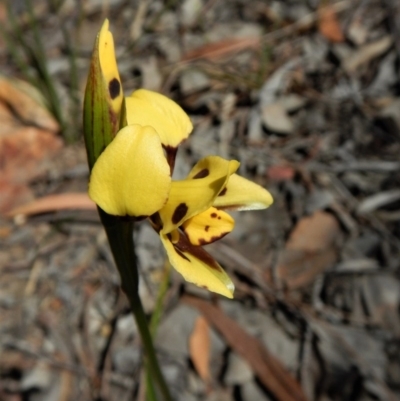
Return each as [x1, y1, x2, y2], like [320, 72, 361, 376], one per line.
[98, 19, 123, 115]
[160, 231, 234, 298]
[83, 19, 123, 169]
[212, 174, 273, 211]
[89, 125, 171, 217]
[158, 156, 239, 234]
[126, 89, 193, 148]
[182, 207, 234, 246]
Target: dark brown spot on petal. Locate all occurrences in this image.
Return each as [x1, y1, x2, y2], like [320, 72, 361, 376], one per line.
[172, 203, 188, 224]
[164, 146, 177, 175]
[218, 216, 221, 220]
[218, 187, 227, 196]
[150, 212, 163, 232]
[174, 232, 222, 271]
[198, 232, 229, 246]
[211, 213, 217, 218]
[109, 78, 120, 99]
[175, 249, 190, 261]
[205, 225, 210, 232]
[193, 168, 209, 179]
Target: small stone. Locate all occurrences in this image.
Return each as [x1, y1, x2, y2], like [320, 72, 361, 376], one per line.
[180, 69, 210, 95]
[156, 304, 199, 356]
[242, 380, 273, 401]
[113, 347, 141, 375]
[224, 352, 253, 385]
[21, 363, 52, 391]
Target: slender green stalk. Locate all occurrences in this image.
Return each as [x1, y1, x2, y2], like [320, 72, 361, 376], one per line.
[146, 262, 171, 401]
[98, 209, 173, 401]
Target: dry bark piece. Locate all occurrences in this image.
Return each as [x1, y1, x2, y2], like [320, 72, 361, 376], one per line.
[183, 296, 308, 401]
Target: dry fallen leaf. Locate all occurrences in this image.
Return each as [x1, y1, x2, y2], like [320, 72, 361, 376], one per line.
[189, 316, 211, 385]
[267, 165, 296, 182]
[183, 296, 307, 401]
[182, 37, 260, 62]
[6, 193, 95, 217]
[343, 36, 393, 73]
[0, 76, 63, 215]
[0, 76, 59, 133]
[0, 127, 62, 184]
[286, 210, 340, 252]
[0, 100, 22, 136]
[0, 178, 34, 215]
[277, 211, 341, 289]
[318, 5, 345, 43]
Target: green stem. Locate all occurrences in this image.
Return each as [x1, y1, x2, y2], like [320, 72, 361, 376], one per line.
[98, 209, 172, 401]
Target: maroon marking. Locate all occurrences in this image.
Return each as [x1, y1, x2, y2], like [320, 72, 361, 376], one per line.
[218, 187, 227, 196]
[164, 146, 177, 175]
[109, 78, 120, 99]
[211, 213, 217, 218]
[172, 203, 188, 224]
[175, 249, 190, 261]
[192, 168, 209, 179]
[174, 232, 222, 271]
[205, 225, 210, 232]
[198, 232, 229, 246]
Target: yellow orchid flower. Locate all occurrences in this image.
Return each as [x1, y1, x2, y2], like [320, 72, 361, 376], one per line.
[85, 20, 273, 298]
[89, 89, 273, 298]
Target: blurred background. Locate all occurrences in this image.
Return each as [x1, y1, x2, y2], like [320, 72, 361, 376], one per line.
[1, 0, 400, 400]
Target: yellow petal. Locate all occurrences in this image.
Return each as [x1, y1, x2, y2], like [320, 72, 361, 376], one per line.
[212, 174, 273, 211]
[98, 19, 123, 115]
[125, 89, 193, 148]
[182, 207, 234, 246]
[159, 156, 239, 234]
[89, 125, 171, 217]
[160, 232, 234, 298]
[83, 19, 123, 170]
